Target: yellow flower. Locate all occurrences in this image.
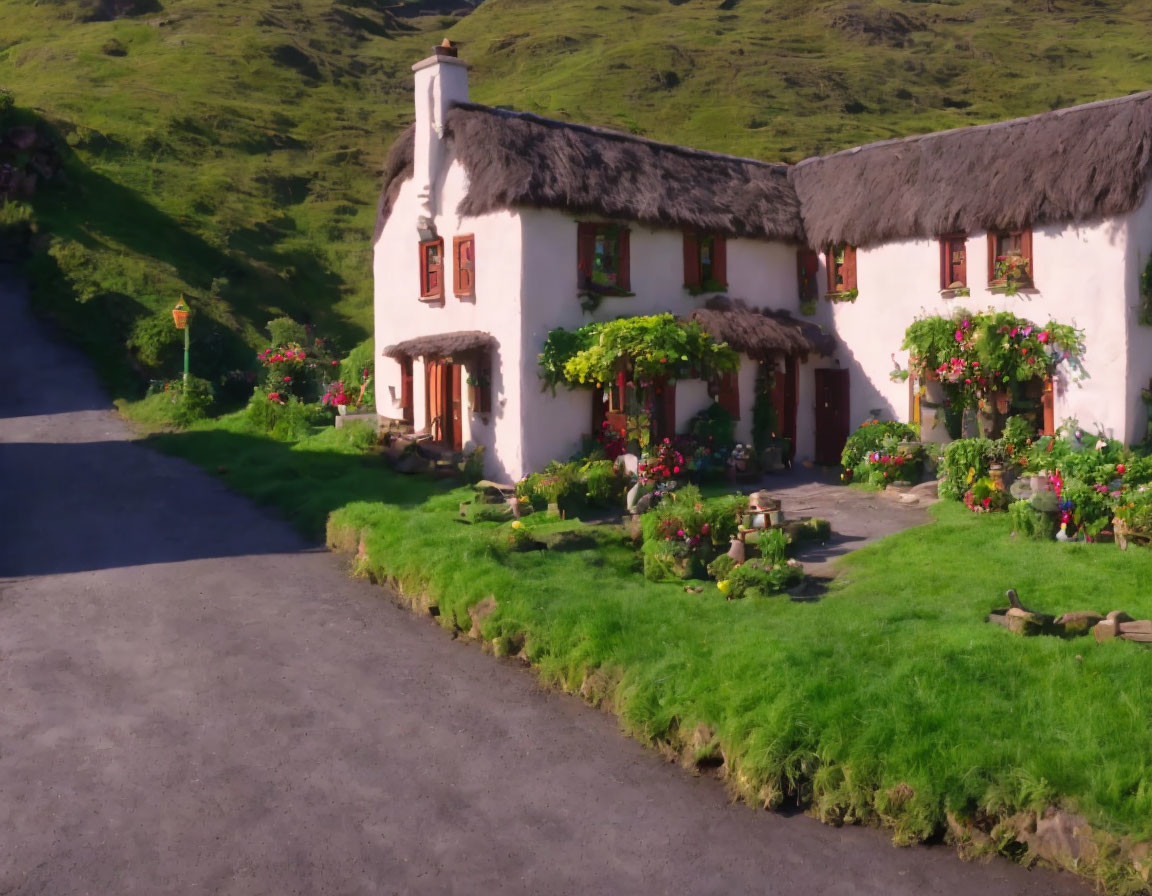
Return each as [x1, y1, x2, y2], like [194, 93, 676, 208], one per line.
[967, 466, 976, 485]
[717, 580, 730, 594]
[511, 521, 522, 529]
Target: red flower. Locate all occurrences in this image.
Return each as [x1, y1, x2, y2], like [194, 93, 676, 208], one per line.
[331, 360, 339, 366]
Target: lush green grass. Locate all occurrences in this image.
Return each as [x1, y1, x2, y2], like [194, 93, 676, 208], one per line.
[7, 0, 1152, 395]
[148, 416, 1152, 890]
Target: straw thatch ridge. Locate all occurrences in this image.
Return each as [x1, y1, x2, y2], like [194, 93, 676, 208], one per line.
[441, 104, 803, 241]
[373, 123, 415, 246]
[383, 330, 496, 360]
[792, 90, 1152, 248]
[690, 296, 835, 360]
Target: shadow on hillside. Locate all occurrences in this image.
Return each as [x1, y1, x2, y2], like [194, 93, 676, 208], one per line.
[0, 428, 442, 577]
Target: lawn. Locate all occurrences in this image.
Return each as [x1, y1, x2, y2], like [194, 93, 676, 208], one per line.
[148, 414, 1152, 892]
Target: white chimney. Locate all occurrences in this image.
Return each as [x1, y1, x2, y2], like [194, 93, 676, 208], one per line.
[412, 39, 469, 239]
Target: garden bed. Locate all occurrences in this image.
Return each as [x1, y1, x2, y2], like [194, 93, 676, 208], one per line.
[148, 415, 1152, 894]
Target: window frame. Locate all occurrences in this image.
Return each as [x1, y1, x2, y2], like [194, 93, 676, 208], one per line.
[987, 227, 1034, 289]
[578, 222, 631, 293]
[419, 237, 445, 301]
[453, 234, 475, 299]
[797, 248, 820, 303]
[939, 233, 968, 291]
[683, 231, 728, 291]
[826, 243, 858, 296]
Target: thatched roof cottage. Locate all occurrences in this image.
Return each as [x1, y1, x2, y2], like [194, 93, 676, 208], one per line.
[373, 42, 1152, 480]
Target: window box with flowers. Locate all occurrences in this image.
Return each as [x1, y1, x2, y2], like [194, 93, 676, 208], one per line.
[988, 229, 1034, 295]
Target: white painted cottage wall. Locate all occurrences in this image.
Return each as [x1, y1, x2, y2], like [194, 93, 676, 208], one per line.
[516, 207, 815, 473]
[372, 153, 525, 482]
[1123, 188, 1152, 445]
[823, 219, 1131, 442]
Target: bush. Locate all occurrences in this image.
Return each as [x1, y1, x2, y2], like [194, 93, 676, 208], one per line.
[128, 310, 184, 371]
[581, 459, 630, 507]
[722, 557, 803, 599]
[687, 402, 735, 449]
[339, 337, 375, 409]
[267, 316, 309, 347]
[516, 461, 585, 512]
[938, 438, 996, 501]
[244, 389, 322, 441]
[137, 376, 214, 426]
[641, 486, 747, 582]
[706, 553, 736, 581]
[841, 420, 919, 473]
[1009, 500, 1056, 540]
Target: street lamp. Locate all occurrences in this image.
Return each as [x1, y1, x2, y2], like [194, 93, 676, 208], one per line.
[172, 296, 191, 386]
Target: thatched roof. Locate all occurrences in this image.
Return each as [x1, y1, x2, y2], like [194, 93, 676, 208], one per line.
[791, 90, 1152, 248]
[375, 104, 803, 241]
[383, 330, 495, 360]
[690, 296, 835, 360]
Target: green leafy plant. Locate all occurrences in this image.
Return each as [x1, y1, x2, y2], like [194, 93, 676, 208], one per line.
[938, 438, 996, 501]
[687, 402, 735, 448]
[721, 557, 803, 599]
[1008, 500, 1056, 540]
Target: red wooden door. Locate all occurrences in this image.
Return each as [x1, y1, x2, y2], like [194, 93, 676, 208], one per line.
[770, 358, 798, 462]
[400, 358, 414, 424]
[426, 360, 463, 450]
[814, 368, 850, 466]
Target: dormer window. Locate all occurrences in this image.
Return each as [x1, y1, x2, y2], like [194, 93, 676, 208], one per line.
[683, 232, 728, 292]
[578, 223, 631, 292]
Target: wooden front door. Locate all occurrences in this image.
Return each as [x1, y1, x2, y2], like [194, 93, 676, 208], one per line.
[770, 358, 799, 463]
[425, 360, 462, 450]
[814, 368, 850, 466]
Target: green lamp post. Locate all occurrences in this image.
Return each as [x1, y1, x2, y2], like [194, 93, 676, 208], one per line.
[172, 296, 191, 386]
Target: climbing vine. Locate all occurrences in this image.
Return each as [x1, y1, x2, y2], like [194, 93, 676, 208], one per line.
[539, 314, 738, 391]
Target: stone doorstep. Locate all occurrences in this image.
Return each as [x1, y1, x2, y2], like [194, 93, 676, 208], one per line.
[334, 412, 382, 430]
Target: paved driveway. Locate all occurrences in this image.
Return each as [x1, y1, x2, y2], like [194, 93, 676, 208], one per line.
[0, 267, 1087, 895]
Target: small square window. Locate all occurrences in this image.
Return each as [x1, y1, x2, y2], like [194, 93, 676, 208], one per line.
[419, 238, 444, 300]
[939, 234, 968, 290]
[826, 243, 857, 295]
[578, 223, 631, 293]
[987, 228, 1033, 289]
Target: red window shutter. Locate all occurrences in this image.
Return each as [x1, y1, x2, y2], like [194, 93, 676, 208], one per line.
[453, 235, 475, 298]
[712, 235, 727, 288]
[798, 249, 819, 301]
[683, 231, 700, 288]
[718, 371, 740, 419]
[617, 226, 631, 292]
[826, 245, 838, 293]
[655, 378, 676, 440]
[577, 223, 597, 287]
[842, 245, 858, 291]
[939, 238, 949, 291]
[400, 357, 413, 424]
[987, 232, 998, 284]
[1021, 227, 1034, 282]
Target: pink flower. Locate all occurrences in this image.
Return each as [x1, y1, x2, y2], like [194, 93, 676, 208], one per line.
[955, 330, 963, 342]
[283, 376, 292, 382]
[331, 360, 339, 366]
[1038, 331, 1049, 343]
[1010, 328, 1018, 338]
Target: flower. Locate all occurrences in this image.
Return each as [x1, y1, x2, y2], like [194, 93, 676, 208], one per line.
[511, 521, 522, 529]
[1038, 331, 1049, 343]
[717, 580, 730, 594]
[331, 360, 339, 366]
[283, 376, 292, 382]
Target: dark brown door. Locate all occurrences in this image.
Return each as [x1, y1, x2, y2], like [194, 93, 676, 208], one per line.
[814, 368, 850, 466]
[770, 358, 798, 463]
[426, 360, 463, 451]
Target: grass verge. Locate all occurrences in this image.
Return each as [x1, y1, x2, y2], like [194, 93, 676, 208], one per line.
[148, 416, 1152, 894]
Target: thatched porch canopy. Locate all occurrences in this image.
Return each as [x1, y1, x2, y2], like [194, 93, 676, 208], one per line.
[376, 104, 804, 242]
[690, 297, 835, 361]
[791, 90, 1152, 248]
[383, 330, 496, 360]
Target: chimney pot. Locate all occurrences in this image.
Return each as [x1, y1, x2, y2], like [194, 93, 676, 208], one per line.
[434, 39, 458, 58]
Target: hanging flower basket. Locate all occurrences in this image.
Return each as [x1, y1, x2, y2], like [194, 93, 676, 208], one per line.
[171, 300, 190, 330]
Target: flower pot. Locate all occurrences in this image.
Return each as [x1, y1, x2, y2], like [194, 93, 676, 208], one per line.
[337, 404, 348, 416]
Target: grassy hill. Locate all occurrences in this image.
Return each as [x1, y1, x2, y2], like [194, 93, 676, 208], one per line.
[3, 0, 1152, 394]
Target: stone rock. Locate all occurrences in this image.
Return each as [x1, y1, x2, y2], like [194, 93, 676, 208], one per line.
[909, 479, 939, 499]
[634, 493, 655, 515]
[899, 493, 919, 505]
[468, 595, 498, 639]
[1019, 810, 1099, 865]
[1031, 490, 1060, 513]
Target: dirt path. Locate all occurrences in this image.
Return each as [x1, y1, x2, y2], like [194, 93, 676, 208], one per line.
[0, 268, 1088, 895]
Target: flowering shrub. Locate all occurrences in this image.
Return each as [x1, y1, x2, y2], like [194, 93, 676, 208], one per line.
[840, 420, 921, 485]
[256, 318, 338, 402]
[640, 438, 686, 486]
[722, 557, 803, 599]
[902, 310, 1083, 427]
[993, 254, 1032, 293]
[963, 477, 1011, 513]
[321, 380, 353, 408]
[640, 486, 747, 581]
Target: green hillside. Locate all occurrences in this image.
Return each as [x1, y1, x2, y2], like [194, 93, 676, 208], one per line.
[3, 0, 1152, 394]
